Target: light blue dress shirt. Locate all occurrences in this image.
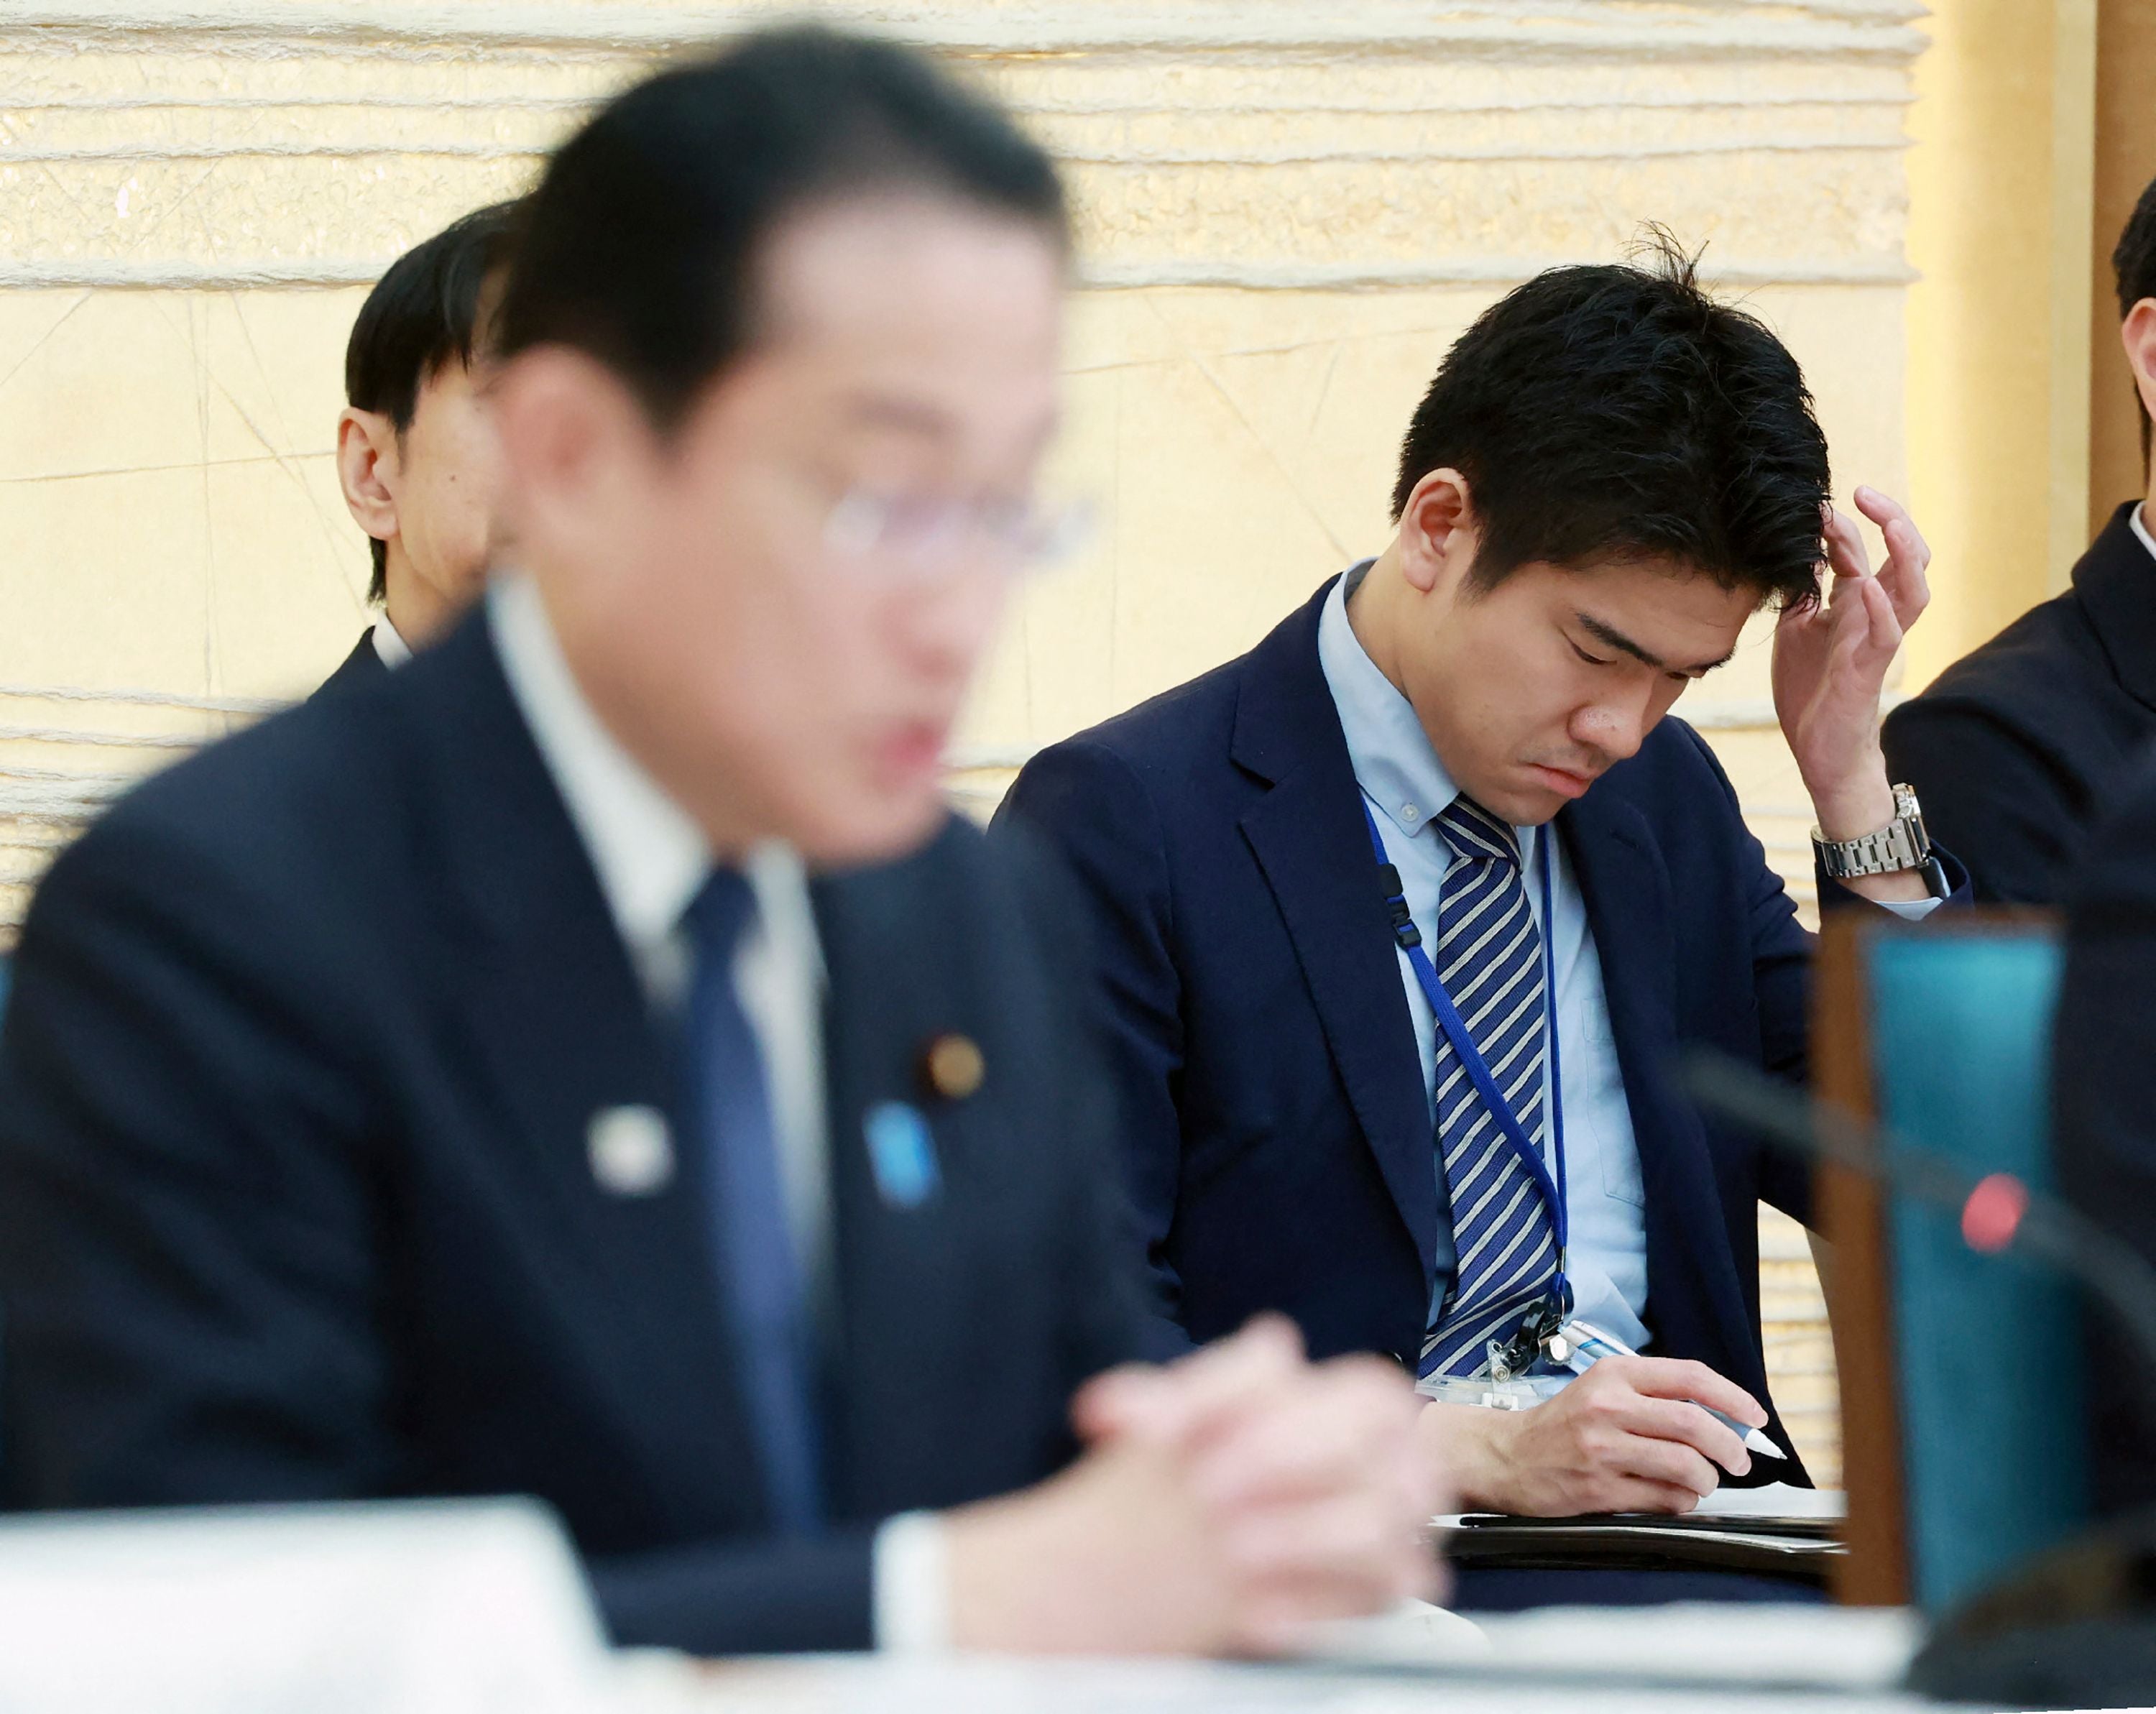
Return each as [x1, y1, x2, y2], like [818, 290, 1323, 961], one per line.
[1317, 567, 1655, 1355]
[1317, 564, 1943, 1370]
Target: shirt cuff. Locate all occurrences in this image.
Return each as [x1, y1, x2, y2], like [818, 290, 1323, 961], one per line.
[1877, 896, 1944, 922]
[872, 1510, 951, 1654]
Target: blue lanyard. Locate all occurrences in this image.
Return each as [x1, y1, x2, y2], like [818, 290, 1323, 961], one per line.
[1360, 799, 1569, 1309]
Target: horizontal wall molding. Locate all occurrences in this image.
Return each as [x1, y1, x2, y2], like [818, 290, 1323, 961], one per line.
[0, 256, 1917, 292]
[0, 91, 1920, 117]
[0, 722, 203, 749]
[1082, 258, 1916, 289]
[0, 260, 392, 288]
[0, 4, 1928, 62]
[0, 132, 1912, 167]
[0, 681, 284, 715]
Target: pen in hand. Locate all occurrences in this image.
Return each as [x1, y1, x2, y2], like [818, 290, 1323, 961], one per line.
[1549, 1318, 1789, 1462]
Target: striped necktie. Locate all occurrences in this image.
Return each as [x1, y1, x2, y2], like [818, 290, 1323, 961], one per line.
[1421, 795, 1560, 1379]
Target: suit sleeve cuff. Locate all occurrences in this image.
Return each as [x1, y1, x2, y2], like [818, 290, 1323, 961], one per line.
[872, 1510, 951, 1654]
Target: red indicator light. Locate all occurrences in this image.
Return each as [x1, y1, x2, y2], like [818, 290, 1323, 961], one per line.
[1961, 1172, 2029, 1255]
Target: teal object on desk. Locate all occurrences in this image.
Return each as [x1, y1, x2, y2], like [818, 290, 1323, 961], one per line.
[1866, 928, 2085, 1614]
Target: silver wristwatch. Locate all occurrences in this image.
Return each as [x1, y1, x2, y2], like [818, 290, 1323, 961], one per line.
[1811, 783, 1935, 880]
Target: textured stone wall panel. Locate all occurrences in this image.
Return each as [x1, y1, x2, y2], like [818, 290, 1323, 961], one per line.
[1, 7, 1917, 287]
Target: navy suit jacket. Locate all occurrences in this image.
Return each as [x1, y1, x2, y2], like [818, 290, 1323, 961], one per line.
[2053, 748, 2156, 1516]
[0, 612, 1149, 1654]
[1000, 579, 1955, 1475]
[1884, 503, 2156, 906]
[315, 627, 389, 698]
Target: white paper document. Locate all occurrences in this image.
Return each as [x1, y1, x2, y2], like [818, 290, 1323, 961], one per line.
[1692, 1483, 1848, 1521]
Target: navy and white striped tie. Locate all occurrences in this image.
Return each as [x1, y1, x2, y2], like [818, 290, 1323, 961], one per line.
[1421, 795, 1560, 1379]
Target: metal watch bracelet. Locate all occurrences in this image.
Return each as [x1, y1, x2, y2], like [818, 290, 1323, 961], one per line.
[1811, 783, 1933, 881]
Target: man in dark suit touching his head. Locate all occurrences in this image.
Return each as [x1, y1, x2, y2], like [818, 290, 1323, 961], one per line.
[0, 30, 1434, 1658]
[1000, 246, 1962, 1604]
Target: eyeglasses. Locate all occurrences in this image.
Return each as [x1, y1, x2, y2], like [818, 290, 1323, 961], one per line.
[821, 487, 1094, 576]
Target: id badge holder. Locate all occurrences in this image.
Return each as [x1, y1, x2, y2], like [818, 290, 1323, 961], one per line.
[1415, 1297, 1572, 1411]
[1416, 1373, 1567, 1411]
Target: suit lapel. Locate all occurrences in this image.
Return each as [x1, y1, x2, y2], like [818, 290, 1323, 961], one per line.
[1233, 585, 1442, 1281]
[1560, 777, 1751, 1359]
[2074, 503, 2156, 711]
[1559, 784, 1680, 1182]
[811, 838, 1006, 1513]
[401, 617, 757, 1519]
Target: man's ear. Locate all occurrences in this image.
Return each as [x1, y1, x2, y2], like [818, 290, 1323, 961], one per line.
[489, 346, 656, 566]
[2122, 300, 2156, 462]
[336, 407, 400, 549]
[1396, 467, 1478, 596]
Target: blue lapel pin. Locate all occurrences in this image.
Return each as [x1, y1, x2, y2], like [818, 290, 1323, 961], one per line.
[863, 1101, 941, 1209]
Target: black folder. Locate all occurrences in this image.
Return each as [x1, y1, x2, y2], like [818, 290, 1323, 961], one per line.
[1438, 1509, 1844, 1582]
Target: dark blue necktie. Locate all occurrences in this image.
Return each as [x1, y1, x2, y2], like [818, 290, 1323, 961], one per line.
[682, 869, 823, 1534]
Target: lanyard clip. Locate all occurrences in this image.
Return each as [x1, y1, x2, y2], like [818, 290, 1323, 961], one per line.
[1375, 863, 1422, 950]
[1487, 1296, 1566, 1381]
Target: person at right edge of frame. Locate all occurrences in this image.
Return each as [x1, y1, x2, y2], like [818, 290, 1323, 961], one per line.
[2042, 175, 2156, 1507]
[996, 236, 1970, 1611]
[1883, 172, 2156, 904]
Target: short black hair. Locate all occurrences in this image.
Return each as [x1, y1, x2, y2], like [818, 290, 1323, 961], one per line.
[345, 199, 519, 601]
[1391, 235, 1830, 612]
[494, 26, 1067, 431]
[2111, 173, 2156, 464]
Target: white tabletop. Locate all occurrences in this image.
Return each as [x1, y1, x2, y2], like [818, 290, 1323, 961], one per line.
[637, 1656, 1952, 1714]
[618, 1604, 1968, 1714]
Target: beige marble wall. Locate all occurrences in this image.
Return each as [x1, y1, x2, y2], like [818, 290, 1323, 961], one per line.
[0, 0, 1927, 1481]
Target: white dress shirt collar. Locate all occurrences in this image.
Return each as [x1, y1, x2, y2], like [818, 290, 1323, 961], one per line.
[488, 566, 829, 1245]
[484, 573, 826, 1019]
[371, 617, 414, 670]
[2131, 501, 2156, 564]
[488, 573, 711, 983]
[1318, 563, 1534, 857]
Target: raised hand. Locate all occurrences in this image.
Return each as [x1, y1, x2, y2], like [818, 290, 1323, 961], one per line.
[1770, 484, 1930, 839]
[1770, 487, 1932, 901]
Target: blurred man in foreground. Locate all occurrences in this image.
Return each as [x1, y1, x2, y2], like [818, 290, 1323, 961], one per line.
[325, 198, 517, 691]
[0, 31, 1434, 1657]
